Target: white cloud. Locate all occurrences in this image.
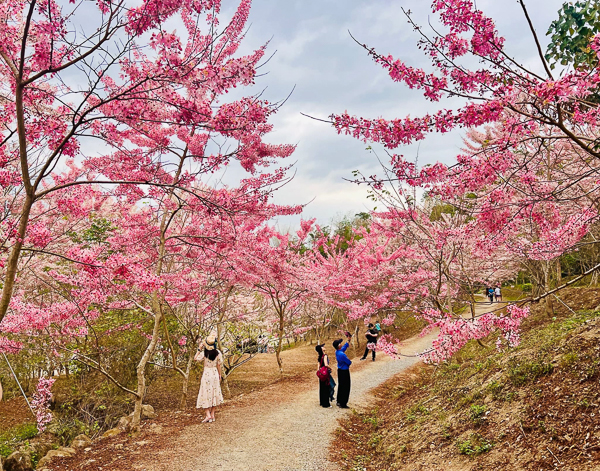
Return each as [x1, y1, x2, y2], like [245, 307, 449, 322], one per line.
[212, 0, 567, 228]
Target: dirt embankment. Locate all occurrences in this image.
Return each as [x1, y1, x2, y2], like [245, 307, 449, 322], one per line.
[332, 288, 600, 471]
[0, 397, 34, 435]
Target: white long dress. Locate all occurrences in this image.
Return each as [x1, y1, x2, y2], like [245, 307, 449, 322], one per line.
[195, 351, 224, 409]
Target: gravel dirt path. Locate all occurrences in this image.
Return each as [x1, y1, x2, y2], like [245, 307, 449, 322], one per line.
[48, 300, 498, 471]
[132, 332, 437, 471]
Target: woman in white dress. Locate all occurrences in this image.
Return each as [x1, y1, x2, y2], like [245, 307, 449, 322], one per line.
[194, 335, 224, 423]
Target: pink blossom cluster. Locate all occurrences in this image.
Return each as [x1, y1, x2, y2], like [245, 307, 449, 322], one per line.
[330, 0, 600, 271]
[372, 334, 401, 358]
[419, 304, 530, 364]
[31, 377, 55, 432]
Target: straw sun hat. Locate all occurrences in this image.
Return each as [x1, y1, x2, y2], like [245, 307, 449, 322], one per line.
[203, 335, 217, 351]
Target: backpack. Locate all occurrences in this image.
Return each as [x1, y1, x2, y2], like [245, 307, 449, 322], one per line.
[317, 356, 330, 383]
[316, 366, 330, 382]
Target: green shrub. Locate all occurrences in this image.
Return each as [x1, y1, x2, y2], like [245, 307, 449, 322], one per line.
[456, 433, 493, 456]
[0, 423, 38, 458]
[362, 416, 379, 428]
[368, 434, 381, 448]
[405, 403, 429, 422]
[469, 404, 487, 424]
[487, 380, 504, 399]
[560, 352, 579, 368]
[507, 358, 553, 386]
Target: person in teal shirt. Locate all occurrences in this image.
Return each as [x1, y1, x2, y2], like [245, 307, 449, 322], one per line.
[333, 332, 353, 408]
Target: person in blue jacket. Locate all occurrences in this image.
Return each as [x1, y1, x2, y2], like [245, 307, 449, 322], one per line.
[333, 331, 353, 408]
[487, 287, 495, 303]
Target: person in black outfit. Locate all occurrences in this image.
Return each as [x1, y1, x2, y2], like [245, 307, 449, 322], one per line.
[360, 323, 378, 361]
[315, 344, 335, 407]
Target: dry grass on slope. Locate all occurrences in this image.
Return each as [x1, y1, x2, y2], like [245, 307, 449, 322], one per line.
[332, 289, 600, 471]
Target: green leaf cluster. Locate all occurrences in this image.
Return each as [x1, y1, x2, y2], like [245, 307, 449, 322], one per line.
[68, 217, 115, 246]
[546, 1, 600, 70]
[456, 433, 493, 456]
[300, 213, 371, 255]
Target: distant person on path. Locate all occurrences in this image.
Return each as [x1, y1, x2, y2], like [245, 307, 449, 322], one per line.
[487, 287, 495, 303]
[495, 286, 502, 302]
[258, 334, 268, 353]
[334, 331, 353, 408]
[194, 335, 224, 423]
[315, 344, 335, 408]
[360, 323, 378, 361]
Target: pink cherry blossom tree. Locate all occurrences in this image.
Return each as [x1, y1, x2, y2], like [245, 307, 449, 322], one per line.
[0, 0, 289, 326]
[0, 0, 303, 427]
[238, 224, 316, 374]
[326, 0, 600, 361]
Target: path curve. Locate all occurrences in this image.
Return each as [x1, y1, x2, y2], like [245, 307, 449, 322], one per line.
[134, 332, 436, 471]
[123, 298, 498, 471]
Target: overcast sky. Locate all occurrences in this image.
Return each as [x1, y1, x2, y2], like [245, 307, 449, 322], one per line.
[206, 0, 566, 231]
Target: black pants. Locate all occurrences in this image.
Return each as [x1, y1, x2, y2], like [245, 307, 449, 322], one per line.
[337, 369, 351, 407]
[361, 343, 376, 360]
[319, 379, 330, 407]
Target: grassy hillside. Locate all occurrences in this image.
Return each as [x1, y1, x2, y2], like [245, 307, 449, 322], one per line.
[332, 289, 600, 471]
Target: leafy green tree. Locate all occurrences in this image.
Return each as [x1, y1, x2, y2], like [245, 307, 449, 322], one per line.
[546, 1, 600, 69]
[306, 213, 371, 255]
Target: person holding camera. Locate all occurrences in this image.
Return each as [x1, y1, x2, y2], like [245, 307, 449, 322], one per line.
[333, 331, 353, 408]
[360, 323, 378, 362]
